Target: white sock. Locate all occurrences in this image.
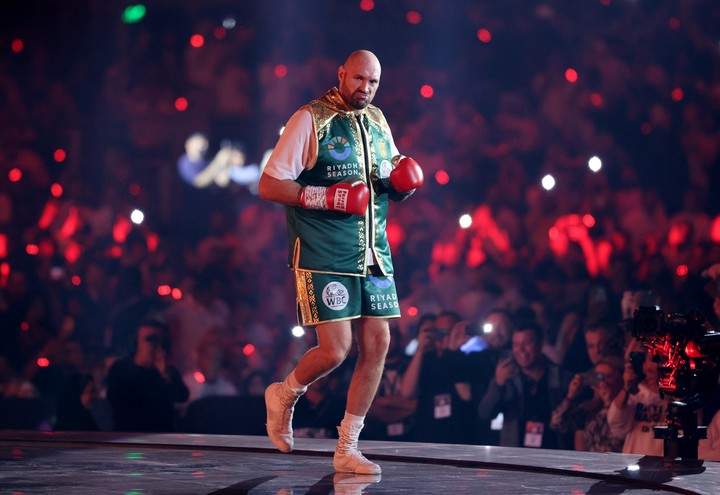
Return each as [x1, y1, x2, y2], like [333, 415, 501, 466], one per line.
[342, 411, 365, 427]
[285, 371, 307, 394]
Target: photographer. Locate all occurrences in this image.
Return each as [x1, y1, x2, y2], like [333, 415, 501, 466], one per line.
[401, 312, 473, 444]
[106, 320, 189, 432]
[606, 341, 667, 455]
[549, 356, 625, 452]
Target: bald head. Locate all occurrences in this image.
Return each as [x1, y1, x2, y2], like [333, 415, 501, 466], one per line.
[338, 50, 381, 114]
[343, 50, 381, 69]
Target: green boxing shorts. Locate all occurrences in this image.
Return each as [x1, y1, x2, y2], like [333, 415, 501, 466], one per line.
[294, 269, 401, 326]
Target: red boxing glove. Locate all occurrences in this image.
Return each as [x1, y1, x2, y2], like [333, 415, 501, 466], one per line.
[390, 156, 424, 193]
[300, 178, 370, 216]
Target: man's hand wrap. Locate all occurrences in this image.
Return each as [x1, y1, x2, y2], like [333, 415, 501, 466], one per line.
[390, 156, 424, 193]
[300, 178, 370, 216]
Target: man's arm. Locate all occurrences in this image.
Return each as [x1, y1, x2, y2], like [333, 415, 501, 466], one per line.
[259, 160, 369, 215]
[258, 174, 303, 206]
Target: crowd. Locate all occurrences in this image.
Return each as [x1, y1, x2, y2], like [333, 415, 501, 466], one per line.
[1, 0, 720, 458]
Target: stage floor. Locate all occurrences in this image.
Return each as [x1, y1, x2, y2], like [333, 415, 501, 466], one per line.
[1, 431, 717, 494]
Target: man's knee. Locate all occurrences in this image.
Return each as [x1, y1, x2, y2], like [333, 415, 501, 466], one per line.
[315, 343, 350, 371]
[358, 323, 391, 358]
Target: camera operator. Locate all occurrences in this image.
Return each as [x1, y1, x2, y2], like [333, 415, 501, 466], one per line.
[606, 341, 667, 455]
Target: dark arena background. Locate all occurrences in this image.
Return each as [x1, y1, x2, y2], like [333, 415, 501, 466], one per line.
[2, 1, 720, 494]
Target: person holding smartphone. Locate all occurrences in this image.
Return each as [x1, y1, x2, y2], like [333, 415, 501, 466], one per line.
[478, 323, 573, 449]
[606, 341, 667, 455]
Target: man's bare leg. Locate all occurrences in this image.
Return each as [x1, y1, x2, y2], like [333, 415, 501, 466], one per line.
[334, 317, 390, 474]
[265, 320, 352, 452]
[294, 320, 353, 385]
[346, 318, 390, 415]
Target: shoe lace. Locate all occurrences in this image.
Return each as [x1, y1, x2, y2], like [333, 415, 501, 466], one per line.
[337, 423, 364, 455]
[276, 387, 299, 433]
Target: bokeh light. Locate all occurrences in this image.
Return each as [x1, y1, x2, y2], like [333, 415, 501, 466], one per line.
[130, 209, 144, 225]
[189, 34, 205, 48]
[406, 11, 422, 24]
[175, 97, 188, 111]
[671, 87, 684, 102]
[541, 174, 556, 191]
[291, 326, 305, 338]
[213, 27, 227, 40]
[242, 343, 255, 356]
[565, 68, 578, 83]
[50, 183, 64, 198]
[8, 168, 22, 182]
[53, 148, 67, 162]
[459, 214, 472, 229]
[121, 4, 146, 24]
[274, 64, 288, 78]
[588, 155, 602, 172]
[420, 84, 434, 98]
[359, 0, 375, 12]
[11, 39, 24, 53]
[435, 169, 450, 185]
[477, 28, 492, 43]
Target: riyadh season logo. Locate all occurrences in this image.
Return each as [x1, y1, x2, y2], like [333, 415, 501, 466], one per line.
[369, 275, 393, 289]
[322, 281, 349, 311]
[328, 136, 352, 160]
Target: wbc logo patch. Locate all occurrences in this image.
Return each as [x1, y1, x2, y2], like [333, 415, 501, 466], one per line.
[323, 282, 349, 310]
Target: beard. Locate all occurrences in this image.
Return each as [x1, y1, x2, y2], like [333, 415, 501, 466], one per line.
[341, 81, 370, 110]
[349, 96, 369, 110]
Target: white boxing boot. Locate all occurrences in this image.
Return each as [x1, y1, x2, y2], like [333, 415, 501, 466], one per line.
[264, 382, 303, 452]
[333, 422, 381, 474]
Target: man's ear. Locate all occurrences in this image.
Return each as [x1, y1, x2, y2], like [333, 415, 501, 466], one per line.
[338, 65, 345, 84]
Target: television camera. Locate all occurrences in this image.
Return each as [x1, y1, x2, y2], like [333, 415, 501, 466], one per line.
[632, 306, 720, 459]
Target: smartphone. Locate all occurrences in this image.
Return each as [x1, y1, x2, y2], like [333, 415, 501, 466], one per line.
[581, 370, 603, 387]
[629, 351, 647, 381]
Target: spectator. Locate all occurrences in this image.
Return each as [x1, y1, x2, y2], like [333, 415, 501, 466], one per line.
[607, 343, 667, 456]
[583, 319, 625, 366]
[460, 308, 514, 445]
[106, 319, 189, 432]
[478, 322, 573, 449]
[550, 355, 625, 452]
[401, 312, 473, 444]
